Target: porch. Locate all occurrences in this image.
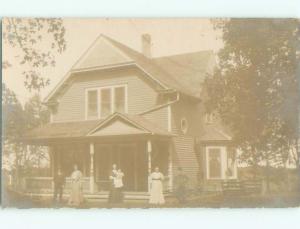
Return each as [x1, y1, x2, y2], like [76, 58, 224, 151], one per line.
[22, 139, 173, 195]
[22, 113, 175, 200]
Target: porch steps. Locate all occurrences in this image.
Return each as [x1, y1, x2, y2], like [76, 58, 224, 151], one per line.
[23, 191, 172, 203]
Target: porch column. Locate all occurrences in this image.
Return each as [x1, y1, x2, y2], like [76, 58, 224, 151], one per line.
[89, 142, 95, 193]
[147, 140, 152, 193]
[168, 143, 173, 192]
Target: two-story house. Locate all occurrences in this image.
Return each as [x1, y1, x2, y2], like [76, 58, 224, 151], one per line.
[23, 34, 237, 200]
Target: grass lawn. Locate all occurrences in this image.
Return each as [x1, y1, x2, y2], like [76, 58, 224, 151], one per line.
[3, 188, 300, 208]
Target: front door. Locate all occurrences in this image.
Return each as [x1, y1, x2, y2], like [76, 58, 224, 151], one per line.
[118, 144, 137, 191]
[95, 142, 148, 192]
[95, 144, 113, 191]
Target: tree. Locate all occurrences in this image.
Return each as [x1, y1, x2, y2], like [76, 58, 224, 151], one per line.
[2, 84, 51, 186]
[203, 19, 300, 192]
[2, 18, 66, 91]
[23, 95, 50, 169]
[2, 83, 26, 186]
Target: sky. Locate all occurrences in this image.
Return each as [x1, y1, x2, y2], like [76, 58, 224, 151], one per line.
[3, 18, 223, 105]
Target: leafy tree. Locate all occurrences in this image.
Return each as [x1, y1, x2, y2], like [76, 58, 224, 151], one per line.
[2, 83, 26, 186]
[203, 19, 300, 191]
[2, 84, 51, 186]
[2, 18, 66, 91]
[23, 95, 50, 169]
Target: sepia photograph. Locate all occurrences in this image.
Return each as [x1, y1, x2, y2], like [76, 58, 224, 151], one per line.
[2, 18, 300, 208]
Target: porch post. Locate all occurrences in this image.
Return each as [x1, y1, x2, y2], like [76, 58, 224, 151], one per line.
[168, 143, 173, 192]
[147, 140, 152, 193]
[89, 142, 95, 193]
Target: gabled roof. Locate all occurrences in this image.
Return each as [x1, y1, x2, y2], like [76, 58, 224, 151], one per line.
[44, 34, 214, 103]
[198, 124, 232, 142]
[24, 120, 102, 140]
[88, 112, 172, 137]
[23, 112, 172, 142]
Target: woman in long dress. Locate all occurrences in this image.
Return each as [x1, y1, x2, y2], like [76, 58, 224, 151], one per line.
[68, 164, 84, 207]
[149, 167, 165, 205]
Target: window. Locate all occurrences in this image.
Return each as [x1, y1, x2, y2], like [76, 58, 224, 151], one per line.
[86, 85, 127, 120]
[87, 90, 98, 119]
[180, 118, 188, 134]
[226, 148, 236, 179]
[206, 146, 237, 180]
[207, 148, 222, 179]
[114, 86, 125, 113]
[100, 88, 112, 118]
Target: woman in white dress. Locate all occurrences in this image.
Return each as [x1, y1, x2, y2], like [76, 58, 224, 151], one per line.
[68, 164, 84, 206]
[149, 167, 165, 205]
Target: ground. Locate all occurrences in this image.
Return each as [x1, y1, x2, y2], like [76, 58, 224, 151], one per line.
[2, 188, 300, 208]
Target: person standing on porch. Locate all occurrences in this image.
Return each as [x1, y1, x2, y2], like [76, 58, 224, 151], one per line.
[149, 167, 165, 205]
[108, 164, 118, 203]
[53, 168, 65, 204]
[114, 169, 125, 203]
[68, 164, 84, 207]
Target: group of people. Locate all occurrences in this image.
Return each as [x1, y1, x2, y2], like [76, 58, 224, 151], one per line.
[53, 164, 84, 206]
[53, 164, 189, 207]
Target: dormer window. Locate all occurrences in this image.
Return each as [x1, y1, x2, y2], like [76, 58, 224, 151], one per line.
[86, 84, 127, 120]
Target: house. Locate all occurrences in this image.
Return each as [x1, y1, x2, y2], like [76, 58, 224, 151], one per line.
[22, 34, 237, 200]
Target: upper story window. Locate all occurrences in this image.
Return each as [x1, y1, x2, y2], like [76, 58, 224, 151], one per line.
[100, 88, 112, 118]
[86, 84, 127, 120]
[87, 90, 98, 118]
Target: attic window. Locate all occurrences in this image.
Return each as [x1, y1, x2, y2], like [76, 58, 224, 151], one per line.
[180, 118, 188, 134]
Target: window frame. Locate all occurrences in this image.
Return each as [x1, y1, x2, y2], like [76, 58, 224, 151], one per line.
[86, 88, 99, 120]
[205, 146, 237, 180]
[85, 84, 128, 120]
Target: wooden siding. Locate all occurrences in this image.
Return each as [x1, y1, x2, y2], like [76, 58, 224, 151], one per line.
[142, 106, 169, 132]
[171, 98, 204, 136]
[171, 135, 199, 187]
[52, 68, 162, 122]
[170, 98, 205, 187]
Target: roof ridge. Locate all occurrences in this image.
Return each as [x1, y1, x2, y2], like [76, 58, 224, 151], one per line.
[153, 49, 214, 60]
[102, 34, 195, 94]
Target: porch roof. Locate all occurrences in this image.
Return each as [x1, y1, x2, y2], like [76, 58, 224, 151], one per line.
[23, 112, 172, 142]
[198, 124, 232, 142]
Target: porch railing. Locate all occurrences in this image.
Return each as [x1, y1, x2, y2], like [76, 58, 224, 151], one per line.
[22, 176, 172, 193]
[22, 177, 91, 193]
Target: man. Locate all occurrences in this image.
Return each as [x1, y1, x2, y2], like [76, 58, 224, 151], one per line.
[108, 164, 118, 203]
[174, 167, 189, 204]
[53, 168, 65, 204]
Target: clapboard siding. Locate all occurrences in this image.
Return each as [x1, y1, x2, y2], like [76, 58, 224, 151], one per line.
[169, 98, 205, 187]
[171, 98, 203, 136]
[172, 135, 198, 187]
[142, 106, 169, 131]
[52, 68, 162, 122]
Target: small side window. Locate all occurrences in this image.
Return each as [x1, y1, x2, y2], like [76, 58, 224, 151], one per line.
[180, 118, 188, 134]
